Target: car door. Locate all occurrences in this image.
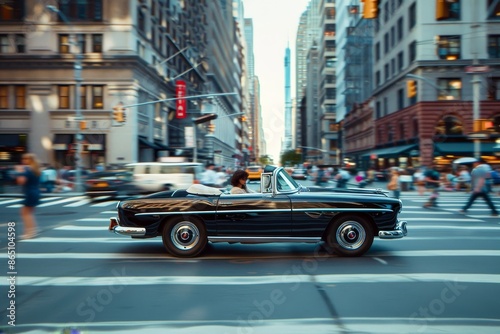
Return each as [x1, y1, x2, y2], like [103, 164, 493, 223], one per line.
[215, 192, 292, 236]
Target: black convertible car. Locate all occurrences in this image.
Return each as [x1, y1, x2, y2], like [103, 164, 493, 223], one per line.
[109, 165, 407, 257]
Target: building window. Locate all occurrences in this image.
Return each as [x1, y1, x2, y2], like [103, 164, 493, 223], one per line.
[397, 51, 404, 70]
[0, 34, 8, 53]
[398, 88, 404, 110]
[92, 34, 103, 52]
[384, 32, 389, 54]
[487, 77, 500, 100]
[14, 34, 25, 53]
[15, 86, 26, 109]
[438, 78, 462, 100]
[384, 1, 389, 22]
[409, 3, 416, 30]
[58, 86, 70, 109]
[59, 0, 102, 21]
[376, 101, 381, 119]
[384, 63, 389, 81]
[435, 116, 463, 135]
[487, 0, 500, 19]
[391, 26, 395, 47]
[92, 86, 104, 109]
[399, 122, 405, 140]
[412, 118, 419, 137]
[408, 41, 417, 63]
[376, 71, 381, 86]
[383, 97, 388, 116]
[0, 86, 7, 109]
[397, 17, 403, 41]
[80, 86, 87, 109]
[488, 35, 500, 58]
[436, 0, 461, 20]
[437, 35, 461, 60]
[0, 2, 24, 21]
[375, 42, 380, 62]
[59, 34, 71, 54]
[391, 58, 395, 76]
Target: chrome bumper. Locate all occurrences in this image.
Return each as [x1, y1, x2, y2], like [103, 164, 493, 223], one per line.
[378, 220, 407, 239]
[109, 217, 146, 237]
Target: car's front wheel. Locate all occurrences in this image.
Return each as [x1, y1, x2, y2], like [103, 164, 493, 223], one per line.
[162, 217, 207, 257]
[325, 215, 374, 257]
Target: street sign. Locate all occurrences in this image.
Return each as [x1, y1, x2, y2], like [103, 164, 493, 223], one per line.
[465, 65, 490, 74]
[175, 80, 186, 119]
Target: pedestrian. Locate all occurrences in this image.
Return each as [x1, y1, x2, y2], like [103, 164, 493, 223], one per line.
[459, 159, 498, 216]
[230, 169, 254, 194]
[41, 164, 57, 193]
[200, 163, 218, 187]
[387, 168, 401, 198]
[315, 166, 326, 186]
[423, 164, 441, 208]
[413, 167, 426, 195]
[15, 153, 41, 239]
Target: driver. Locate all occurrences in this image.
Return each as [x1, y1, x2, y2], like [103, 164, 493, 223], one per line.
[230, 170, 255, 194]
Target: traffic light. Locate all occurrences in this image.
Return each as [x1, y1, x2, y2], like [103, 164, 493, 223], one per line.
[406, 80, 417, 98]
[207, 123, 215, 133]
[113, 105, 125, 123]
[79, 120, 87, 130]
[362, 0, 378, 19]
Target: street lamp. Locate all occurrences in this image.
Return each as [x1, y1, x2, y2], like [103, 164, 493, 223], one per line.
[47, 5, 84, 192]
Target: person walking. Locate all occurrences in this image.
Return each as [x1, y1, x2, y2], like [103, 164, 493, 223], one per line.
[15, 153, 41, 239]
[459, 159, 498, 216]
[423, 164, 441, 208]
[200, 163, 218, 187]
[387, 168, 401, 198]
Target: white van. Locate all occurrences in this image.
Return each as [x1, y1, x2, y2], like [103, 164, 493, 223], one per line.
[125, 162, 204, 193]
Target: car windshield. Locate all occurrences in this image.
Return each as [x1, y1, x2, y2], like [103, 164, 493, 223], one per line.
[276, 168, 299, 192]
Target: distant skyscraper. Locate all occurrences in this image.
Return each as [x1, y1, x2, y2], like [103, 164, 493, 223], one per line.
[284, 46, 292, 151]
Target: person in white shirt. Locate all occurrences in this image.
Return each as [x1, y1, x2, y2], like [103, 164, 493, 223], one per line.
[201, 163, 219, 187]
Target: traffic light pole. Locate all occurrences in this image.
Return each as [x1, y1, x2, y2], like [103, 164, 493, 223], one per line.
[47, 5, 84, 192]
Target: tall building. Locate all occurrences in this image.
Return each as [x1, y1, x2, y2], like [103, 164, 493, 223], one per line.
[0, 0, 246, 170]
[318, 0, 339, 165]
[284, 46, 292, 151]
[295, 0, 321, 149]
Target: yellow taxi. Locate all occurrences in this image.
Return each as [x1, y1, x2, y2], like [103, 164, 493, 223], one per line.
[245, 165, 263, 181]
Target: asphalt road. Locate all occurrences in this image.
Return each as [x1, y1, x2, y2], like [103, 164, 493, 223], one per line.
[0, 185, 499, 333]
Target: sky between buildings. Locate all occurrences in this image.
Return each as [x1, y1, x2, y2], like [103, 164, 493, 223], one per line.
[243, 0, 311, 163]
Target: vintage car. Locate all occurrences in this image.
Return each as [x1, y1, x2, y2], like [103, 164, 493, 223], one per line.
[109, 165, 407, 257]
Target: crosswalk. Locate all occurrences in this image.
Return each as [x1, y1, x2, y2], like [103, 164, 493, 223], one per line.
[0, 195, 119, 208]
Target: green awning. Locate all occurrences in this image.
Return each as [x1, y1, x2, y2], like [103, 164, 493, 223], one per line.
[362, 144, 418, 159]
[434, 142, 496, 155]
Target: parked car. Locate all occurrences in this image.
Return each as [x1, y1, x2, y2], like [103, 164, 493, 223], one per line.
[109, 165, 407, 258]
[245, 165, 263, 181]
[85, 170, 139, 198]
[291, 168, 309, 180]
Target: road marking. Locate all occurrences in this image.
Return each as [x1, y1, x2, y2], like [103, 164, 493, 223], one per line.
[3, 249, 500, 259]
[3, 272, 500, 286]
[0, 198, 22, 205]
[36, 196, 87, 207]
[64, 198, 92, 207]
[9, 318, 500, 334]
[91, 200, 119, 207]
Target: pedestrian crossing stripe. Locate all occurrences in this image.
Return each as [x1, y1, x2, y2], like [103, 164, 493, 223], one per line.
[3, 272, 500, 286]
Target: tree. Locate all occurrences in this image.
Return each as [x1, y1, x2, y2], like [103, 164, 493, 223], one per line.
[280, 150, 301, 167]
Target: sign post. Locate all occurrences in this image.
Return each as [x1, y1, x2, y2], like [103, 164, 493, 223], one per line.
[175, 80, 186, 119]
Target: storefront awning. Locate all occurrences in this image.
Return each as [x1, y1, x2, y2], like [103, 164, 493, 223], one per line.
[361, 144, 418, 159]
[139, 137, 161, 149]
[434, 142, 496, 155]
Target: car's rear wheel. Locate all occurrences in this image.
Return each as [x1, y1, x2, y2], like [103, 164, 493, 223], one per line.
[325, 215, 374, 257]
[162, 216, 207, 257]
